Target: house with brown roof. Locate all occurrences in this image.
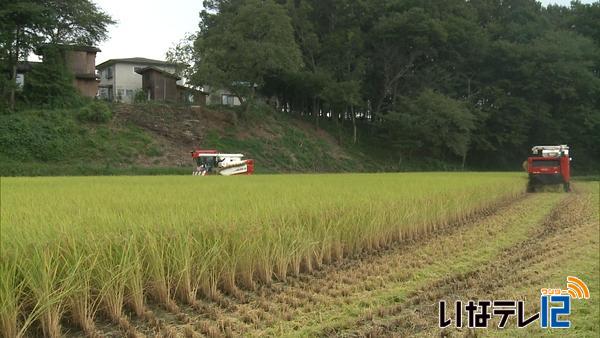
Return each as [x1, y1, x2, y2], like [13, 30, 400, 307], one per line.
[96, 57, 208, 105]
[135, 66, 180, 101]
[134, 66, 207, 105]
[96, 57, 179, 103]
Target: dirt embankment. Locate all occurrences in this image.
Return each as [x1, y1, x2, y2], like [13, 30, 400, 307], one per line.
[112, 104, 357, 171]
[112, 105, 235, 167]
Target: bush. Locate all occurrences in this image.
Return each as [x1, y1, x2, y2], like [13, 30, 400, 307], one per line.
[240, 99, 273, 122]
[77, 101, 112, 123]
[0, 110, 78, 161]
[23, 47, 83, 108]
[133, 90, 147, 103]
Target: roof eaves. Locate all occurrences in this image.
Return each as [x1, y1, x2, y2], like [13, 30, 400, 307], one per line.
[96, 57, 175, 70]
[135, 66, 181, 80]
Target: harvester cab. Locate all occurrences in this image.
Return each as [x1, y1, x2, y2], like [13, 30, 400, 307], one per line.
[526, 145, 571, 192]
[191, 149, 255, 176]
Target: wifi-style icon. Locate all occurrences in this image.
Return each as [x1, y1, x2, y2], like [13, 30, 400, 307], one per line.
[566, 276, 590, 299]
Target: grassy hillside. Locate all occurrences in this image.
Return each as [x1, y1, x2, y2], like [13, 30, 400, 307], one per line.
[0, 103, 387, 176]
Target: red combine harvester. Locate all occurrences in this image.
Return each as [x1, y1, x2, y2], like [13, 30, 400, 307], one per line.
[527, 145, 571, 192]
[191, 149, 255, 176]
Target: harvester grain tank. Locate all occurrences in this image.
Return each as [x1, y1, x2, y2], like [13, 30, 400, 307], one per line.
[526, 145, 571, 192]
[191, 149, 255, 176]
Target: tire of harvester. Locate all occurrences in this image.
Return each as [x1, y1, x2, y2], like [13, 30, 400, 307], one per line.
[527, 180, 536, 193]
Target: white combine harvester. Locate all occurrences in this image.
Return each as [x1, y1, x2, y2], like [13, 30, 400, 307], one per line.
[191, 149, 255, 176]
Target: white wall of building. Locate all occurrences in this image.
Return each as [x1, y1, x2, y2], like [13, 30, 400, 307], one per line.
[205, 87, 242, 106]
[15, 73, 25, 89]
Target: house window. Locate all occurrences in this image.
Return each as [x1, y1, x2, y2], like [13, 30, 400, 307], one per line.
[106, 67, 113, 79]
[98, 88, 108, 99]
[15, 73, 25, 89]
[222, 94, 236, 106]
[126, 89, 134, 97]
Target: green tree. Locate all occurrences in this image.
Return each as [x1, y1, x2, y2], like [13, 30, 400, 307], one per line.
[0, 0, 114, 110]
[321, 80, 362, 144]
[468, 6, 600, 169]
[0, 0, 48, 110]
[43, 0, 114, 45]
[384, 89, 475, 162]
[186, 0, 600, 171]
[369, 4, 448, 116]
[23, 46, 81, 108]
[546, 1, 600, 45]
[165, 33, 197, 82]
[193, 0, 302, 112]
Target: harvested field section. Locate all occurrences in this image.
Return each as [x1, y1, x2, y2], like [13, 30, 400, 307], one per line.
[122, 183, 595, 337]
[215, 192, 564, 336]
[0, 173, 523, 337]
[326, 186, 599, 337]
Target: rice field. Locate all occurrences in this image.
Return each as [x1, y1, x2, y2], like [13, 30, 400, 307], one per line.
[0, 173, 525, 337]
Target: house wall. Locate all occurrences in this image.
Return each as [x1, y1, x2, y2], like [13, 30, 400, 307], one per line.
[194, 92, 207, 106]
[74, 78, 99, 97]
[15, 73, 25, 89]
[65, 51, 96, 75]
[176, 87, 207, 105]
[142, 70, 178, 102]
[65, 50, 98, 98]
[115, 63, 143, 103]
[207, 88, 241, 106]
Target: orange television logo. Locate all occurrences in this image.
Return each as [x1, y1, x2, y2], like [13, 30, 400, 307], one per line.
[540, 276, 590, 299]
[565, 276, 590, 299]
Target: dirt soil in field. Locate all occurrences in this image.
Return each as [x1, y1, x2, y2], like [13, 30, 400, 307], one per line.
[67, 184, 599, 337]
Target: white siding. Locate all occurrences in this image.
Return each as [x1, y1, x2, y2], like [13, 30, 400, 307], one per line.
[207, 88, 242, 106]
[15, 73, 25, 89]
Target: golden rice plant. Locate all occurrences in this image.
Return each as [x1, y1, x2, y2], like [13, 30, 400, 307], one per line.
[0, 172, 525, 336]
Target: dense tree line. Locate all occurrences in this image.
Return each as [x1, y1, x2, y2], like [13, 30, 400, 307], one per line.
[182, 0, 599, 171]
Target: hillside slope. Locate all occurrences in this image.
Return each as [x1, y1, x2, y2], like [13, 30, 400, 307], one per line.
[0, 104, 381, 176]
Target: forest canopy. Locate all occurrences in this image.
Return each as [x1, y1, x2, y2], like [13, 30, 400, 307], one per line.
[177, 0, 600, 171]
